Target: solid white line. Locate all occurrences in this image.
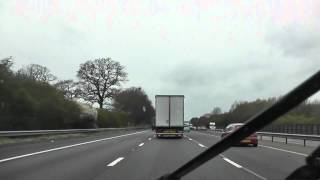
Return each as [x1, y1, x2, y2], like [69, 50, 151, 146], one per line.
[0, 130, 147, 163]
[138, 143, 144, 147]
[107, 157, 124, 167]
[259, 145, 308, 157]
[222, 157, 242, 168]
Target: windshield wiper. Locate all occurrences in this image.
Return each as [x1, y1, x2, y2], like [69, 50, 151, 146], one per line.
[286, 145, 320, 180]
[158, 70, 320, 180]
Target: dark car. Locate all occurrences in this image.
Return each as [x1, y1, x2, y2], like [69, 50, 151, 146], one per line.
[221, 123, 258, 147]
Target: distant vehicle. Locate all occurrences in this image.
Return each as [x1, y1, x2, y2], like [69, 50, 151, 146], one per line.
[198, 126, 207, 130]
[221, 123, 258, 147]
[209, 122, 216, 130]
[184, 126, 191, 132]
[184, 121, 191, 132]
[155, 95, 184, 138]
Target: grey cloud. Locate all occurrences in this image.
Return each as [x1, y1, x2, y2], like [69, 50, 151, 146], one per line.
[165, 61, 246, 88]
[267, 25, 320, 58]
[163, 48, 320, 119]
[1, 1, 320, 120]
[266, 25, 320, 86]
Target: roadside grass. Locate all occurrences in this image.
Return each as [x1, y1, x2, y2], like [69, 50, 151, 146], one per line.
[0, 133, 88, 146]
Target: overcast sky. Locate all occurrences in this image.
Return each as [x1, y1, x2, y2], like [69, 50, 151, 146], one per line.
[1, 0, 320, 120]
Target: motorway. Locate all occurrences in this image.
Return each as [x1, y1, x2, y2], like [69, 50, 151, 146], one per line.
[0, 129, 317, 180]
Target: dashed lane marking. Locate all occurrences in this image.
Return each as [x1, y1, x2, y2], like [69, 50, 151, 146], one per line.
[198, 143, 207, 148]
[107, 157, 124, 167]
[222, 157, 242, 168]
[186, 135, 267, 180]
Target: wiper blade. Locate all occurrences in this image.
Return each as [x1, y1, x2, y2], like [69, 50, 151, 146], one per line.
[158, 70, 320, 180]
[286, 143, 320, 180]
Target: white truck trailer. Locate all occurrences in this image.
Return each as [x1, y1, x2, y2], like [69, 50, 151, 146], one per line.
[155, 95, 184, 138]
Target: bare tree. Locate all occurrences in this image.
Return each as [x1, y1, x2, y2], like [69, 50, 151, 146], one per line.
[17, 64, 56, 82]
[54, 80, 81, 100]
[0, 56, 13, 68]
[77, 58, 127, 108]
[0, 56, 13, 73]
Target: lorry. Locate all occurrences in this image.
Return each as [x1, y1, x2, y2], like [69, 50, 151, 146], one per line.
[155, 95, 184, 138]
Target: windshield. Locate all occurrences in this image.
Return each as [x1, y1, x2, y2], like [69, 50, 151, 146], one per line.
[1, 1, 320, 180]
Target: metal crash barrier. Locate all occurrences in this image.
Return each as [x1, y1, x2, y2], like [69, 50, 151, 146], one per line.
[258, 132, 320, 146]
[0, 127, 147, 137]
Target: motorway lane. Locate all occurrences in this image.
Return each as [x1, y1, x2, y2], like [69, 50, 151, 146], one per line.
[202, 130, 320, 149]
[187, 131, 312, 180]
[0, 130, 316, 180]
[0, 129, 144, 160]
[0, 130, 150, 180]
[96, 133, 258, 180]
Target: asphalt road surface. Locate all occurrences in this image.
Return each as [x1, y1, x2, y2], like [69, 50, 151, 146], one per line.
[0, 130, 317, 180]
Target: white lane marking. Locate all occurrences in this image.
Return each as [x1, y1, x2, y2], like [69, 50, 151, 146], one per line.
[187, 135, 267, 180]
[222, 157, 242, 168]
[107, 157, 124, 167]
[185, 135, 207, 148]
[185, 135, 208, 148]
[0, 130, 147, 163]
[148, 138, 152, 141]
[241, 166, 268, 180]
[198, 143, 207, 148]
[197, 131, 308, 157]
[259, 145, 308, 157]
[138, 143, 144, 147]
[220, 154, 266, 180]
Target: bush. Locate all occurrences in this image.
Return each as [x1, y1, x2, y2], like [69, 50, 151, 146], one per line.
[0, 65, 82, 130]
[276, 115, 319, 125]
[112, 87, 155, 126]
[97, 109, 130, 128]
[197, 98, 320, 128]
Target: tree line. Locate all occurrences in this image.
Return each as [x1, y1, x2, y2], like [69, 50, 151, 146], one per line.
[190, 98, 320, 129]
[0, 57, 154, 130]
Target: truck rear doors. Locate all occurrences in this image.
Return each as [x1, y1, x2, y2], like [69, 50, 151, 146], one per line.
[155, 95, 184, 137]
